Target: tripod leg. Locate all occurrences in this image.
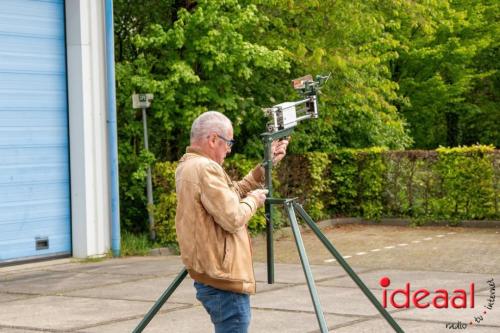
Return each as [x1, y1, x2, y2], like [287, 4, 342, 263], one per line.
[293, 203, 404, 333]
[132, 268, 188, 333]
[285, 202, 329, 333]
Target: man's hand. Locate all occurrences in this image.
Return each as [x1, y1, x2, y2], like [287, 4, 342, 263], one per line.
[271, 139, 289, 165]
[247, 189, 268, 208]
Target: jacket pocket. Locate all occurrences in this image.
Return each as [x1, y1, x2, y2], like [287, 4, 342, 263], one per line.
[222, 235, 232, 270]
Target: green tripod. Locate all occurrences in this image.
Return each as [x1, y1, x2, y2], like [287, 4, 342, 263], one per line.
[261, 129, 404, 333]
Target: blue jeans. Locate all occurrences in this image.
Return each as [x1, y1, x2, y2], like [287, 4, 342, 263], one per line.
[194, 281, 251, 333]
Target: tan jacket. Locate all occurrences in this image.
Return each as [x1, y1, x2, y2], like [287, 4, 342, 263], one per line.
[175, 147, 265, 294]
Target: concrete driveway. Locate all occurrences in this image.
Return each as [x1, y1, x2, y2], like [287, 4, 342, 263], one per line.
[1, 224, 499, 332]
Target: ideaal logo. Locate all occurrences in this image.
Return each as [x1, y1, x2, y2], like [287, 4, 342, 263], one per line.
[379, 277, 496, 329]
[379, 276, 475, 309]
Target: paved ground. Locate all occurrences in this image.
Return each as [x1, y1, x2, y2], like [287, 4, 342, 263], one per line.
[0, 224, 499, 332]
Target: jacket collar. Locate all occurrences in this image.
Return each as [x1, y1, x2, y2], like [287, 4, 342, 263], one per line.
[186, 146, 209, 157]
[180, 146, 215, 163]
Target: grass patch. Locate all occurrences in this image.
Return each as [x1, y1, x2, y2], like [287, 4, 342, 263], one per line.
[76, 255, 109, 263]
[121, 231, 154, 256]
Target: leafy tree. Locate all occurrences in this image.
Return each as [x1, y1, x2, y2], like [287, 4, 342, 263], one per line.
[389, 0, 499, 148]
[253, 0, 413, 152]
[114, 0, 290, 231]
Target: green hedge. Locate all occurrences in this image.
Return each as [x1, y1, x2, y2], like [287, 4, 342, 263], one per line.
[152, 145, 499, 245]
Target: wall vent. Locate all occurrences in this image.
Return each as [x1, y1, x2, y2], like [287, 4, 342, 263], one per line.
[36, 237, 49, 250]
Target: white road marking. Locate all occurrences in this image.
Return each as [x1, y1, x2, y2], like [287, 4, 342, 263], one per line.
[322, 230, 458, 263]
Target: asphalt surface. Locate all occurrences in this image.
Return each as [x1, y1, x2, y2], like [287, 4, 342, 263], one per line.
[0, 224, 499, 332]
[252, 224, 500, 274]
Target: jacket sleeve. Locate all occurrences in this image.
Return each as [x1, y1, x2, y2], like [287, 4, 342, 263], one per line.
[232, 164, 265, 198]
[200, 163, 259, 233]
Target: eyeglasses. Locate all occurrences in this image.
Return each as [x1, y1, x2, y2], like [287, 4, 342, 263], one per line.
[217, 134, 235, 148]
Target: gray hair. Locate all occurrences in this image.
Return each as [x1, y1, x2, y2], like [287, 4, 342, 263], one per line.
[190, 111, 232, 143]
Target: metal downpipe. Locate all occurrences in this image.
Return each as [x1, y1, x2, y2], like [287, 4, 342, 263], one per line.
[104, 0, 121, 256]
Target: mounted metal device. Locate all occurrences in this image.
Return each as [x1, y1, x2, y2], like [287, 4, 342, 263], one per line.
[263, 74, 329, 133]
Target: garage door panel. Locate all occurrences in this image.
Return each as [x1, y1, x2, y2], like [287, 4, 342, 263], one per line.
[0, 199, 70, 225]
[0, 36, 65, 74]
[0, 109, 67, 127]
[0, 0, 64, 19]
[0, 14, 64, 39]
[0, 215, 70, 233]
[0, 72, 67, 90]
[0, 233, 71, 261]
[0, 164, 69, 184]
[3, 216, 69, 237]
[0, 146, 68, 165]
[0, 182, 69, 203]
[0, 0, 71, 262]
[0, 91, 67, 109]
[0, 34, 65, 54]
[0, 127, 68, 146]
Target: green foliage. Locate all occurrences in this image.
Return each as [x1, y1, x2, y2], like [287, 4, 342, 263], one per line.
[281, 146, 499, 222]
[153, 161, 178, 245]
[330, 150, 358, 215]
[329, 148, 388, 219]
[433, 145, 497, 219]
[114, 1, 499, 236]
[151, 146, 499, 244]
[302, 152, 331, 220]
[329, 146, 500, 223]
[115, 0, 290, 232]
[224, 154, 258, 177]
[390, 0, 500, 148]
[255, 0, 413, 151]
[357, 148, 388, 220]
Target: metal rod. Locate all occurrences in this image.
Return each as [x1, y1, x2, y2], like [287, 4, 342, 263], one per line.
[285, 202, 329, 332]
[133, 268, 188, 333]
[142, 107, 155, 241]
[263, 137, 274, 284]
[261, 127, 294, 285]
[294, 114, 313, 123]
[260, 127, 294, 285]
[293, 203, 405, 333]
[104, 0, 121, 257]
[279, 98, 310, 109]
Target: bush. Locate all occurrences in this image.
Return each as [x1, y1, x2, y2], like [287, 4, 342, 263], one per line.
[153, 161, 178, 246]
[433, 146, 497, 220]
[150, 145, 499, 245]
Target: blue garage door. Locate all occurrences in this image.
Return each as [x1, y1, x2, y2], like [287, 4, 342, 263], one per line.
[0, 0, 71, 263]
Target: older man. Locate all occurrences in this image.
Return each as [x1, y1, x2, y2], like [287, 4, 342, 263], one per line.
[175, 111, 288, 333]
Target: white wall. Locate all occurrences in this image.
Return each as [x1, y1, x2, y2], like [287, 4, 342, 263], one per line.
[65, 0, 111, 258]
